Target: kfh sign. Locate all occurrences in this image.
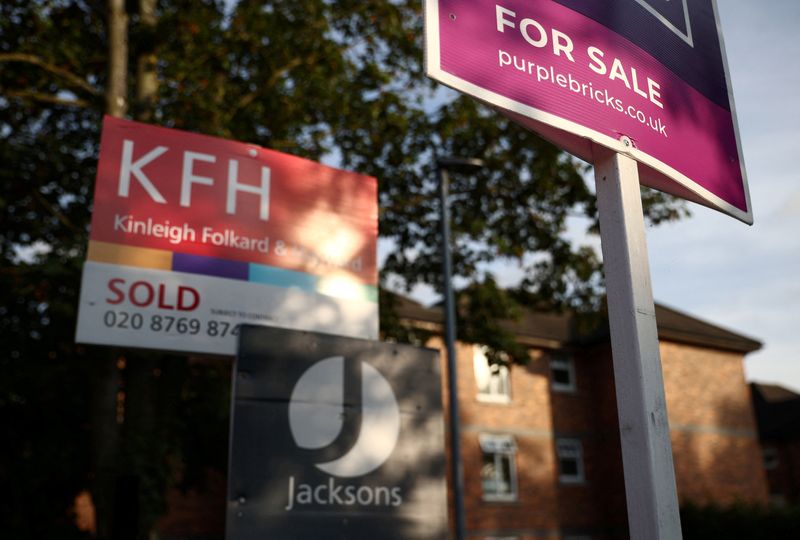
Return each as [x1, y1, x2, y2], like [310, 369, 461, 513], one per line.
[425, 0, 752, 223]
[227, 326, 448, 539]
[76, 117, 379, 355]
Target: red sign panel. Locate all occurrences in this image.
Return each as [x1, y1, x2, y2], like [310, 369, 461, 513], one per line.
[91, 116, 378, 284]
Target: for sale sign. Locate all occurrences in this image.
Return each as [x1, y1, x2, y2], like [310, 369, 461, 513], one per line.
[76, 116, 379, 355]
[425, 0, 752, 223]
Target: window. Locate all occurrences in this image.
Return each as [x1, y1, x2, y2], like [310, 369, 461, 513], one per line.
[479, 434, 517, 501]
[763, 447, 779, 470]
[556, 438, 585, 484]
[769, 492, 787, 508]
[550, 353, 576, 393]
[474, 345, 511, 403]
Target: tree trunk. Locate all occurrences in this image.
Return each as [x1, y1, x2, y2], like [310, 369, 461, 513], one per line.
[125, 3, 163, 536]
[93, 3, 129, 539]
[136, 0, 158, 122]
[91, 353, 123, 540]
[106, 0, 129, 118]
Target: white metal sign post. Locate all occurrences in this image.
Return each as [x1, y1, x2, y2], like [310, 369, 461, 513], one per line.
[594, 147, 682, 539]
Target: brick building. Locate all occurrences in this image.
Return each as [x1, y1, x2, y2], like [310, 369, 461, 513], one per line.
[750, 382, 800, 506]
[394, 296, 769, 539]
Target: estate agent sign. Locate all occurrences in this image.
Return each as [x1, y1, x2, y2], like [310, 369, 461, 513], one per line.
[76, 117, 378, 355]
[425, 0, 752, 223]
[227, 326, 447, 539]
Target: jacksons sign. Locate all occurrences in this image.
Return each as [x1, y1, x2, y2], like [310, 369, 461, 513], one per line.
[425, 0, 752, 223]
[76, 117, 379, 355]
[227, 327, 448, 539]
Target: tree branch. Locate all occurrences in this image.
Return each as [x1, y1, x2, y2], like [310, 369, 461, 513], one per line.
[31, 190, 82, 234]
[231, 57, 305, 116]
[4, 89, 91, 109]
[0, 53, 100, 96]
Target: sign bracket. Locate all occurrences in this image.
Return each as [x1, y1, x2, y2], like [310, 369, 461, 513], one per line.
[594, 147, 683, 539]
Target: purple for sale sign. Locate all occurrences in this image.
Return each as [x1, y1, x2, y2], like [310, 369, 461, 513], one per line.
[425, 0, 752, 223]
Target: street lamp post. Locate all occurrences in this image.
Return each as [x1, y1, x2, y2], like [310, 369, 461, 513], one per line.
[436, 156, 485, 540]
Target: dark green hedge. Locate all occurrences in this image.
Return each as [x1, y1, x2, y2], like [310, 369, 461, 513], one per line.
[681, 503, 800, 540]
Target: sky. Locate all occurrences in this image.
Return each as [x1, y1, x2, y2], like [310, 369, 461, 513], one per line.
[646, 0, 800, 392]
[399, 0, 800, 392]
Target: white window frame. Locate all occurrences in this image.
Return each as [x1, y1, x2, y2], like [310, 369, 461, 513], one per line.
[550, 353, 576, 393]
[556, 438, 585, 484]
[474, 345, 511, 403]
[479, 434, 518, 502]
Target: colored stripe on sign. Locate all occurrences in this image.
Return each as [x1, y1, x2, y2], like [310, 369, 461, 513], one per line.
[172, 252, 249, 281]
[316, 277, 379, 303]
[88, 241, 172, 270]
[87, 241, 377, 302]
[249, 263, 378, 302]
[248, 263, 318, 291]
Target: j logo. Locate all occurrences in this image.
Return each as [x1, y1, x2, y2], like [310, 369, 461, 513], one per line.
[288, 356, 400, 478]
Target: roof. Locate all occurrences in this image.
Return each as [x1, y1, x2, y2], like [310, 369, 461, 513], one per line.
[653, 304, 762, 353]
[392, 294, 762, 354]
[753, 383, 800, 403]
[391, 293, 574, 348]
[751, 383, 800, 440]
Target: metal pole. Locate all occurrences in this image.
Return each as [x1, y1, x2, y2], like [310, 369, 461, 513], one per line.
[594, 147, 682, 540]
[438, 163, 466, 540]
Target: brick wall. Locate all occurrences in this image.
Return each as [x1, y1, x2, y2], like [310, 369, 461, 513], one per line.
[436, 336, 769, 539]
[551, 344, 627, 538]
[432, 339, 563, 538]
[660, 341, 769, 506]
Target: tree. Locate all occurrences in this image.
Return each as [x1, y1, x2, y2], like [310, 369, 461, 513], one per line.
[0, 0, 688, 537]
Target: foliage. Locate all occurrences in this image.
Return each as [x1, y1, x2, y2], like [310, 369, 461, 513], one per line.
[1, 0, 689, 316]
[0, 0, 688, 537]
[455, 276, 528, 363]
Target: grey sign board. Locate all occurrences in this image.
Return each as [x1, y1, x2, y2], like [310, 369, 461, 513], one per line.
[226, 325, 448, 540]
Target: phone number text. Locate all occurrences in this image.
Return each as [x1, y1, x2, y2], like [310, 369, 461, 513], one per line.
[102, 310, 239, 338]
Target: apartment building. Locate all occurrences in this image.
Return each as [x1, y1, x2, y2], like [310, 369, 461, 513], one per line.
[393, 296, 768, 539]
